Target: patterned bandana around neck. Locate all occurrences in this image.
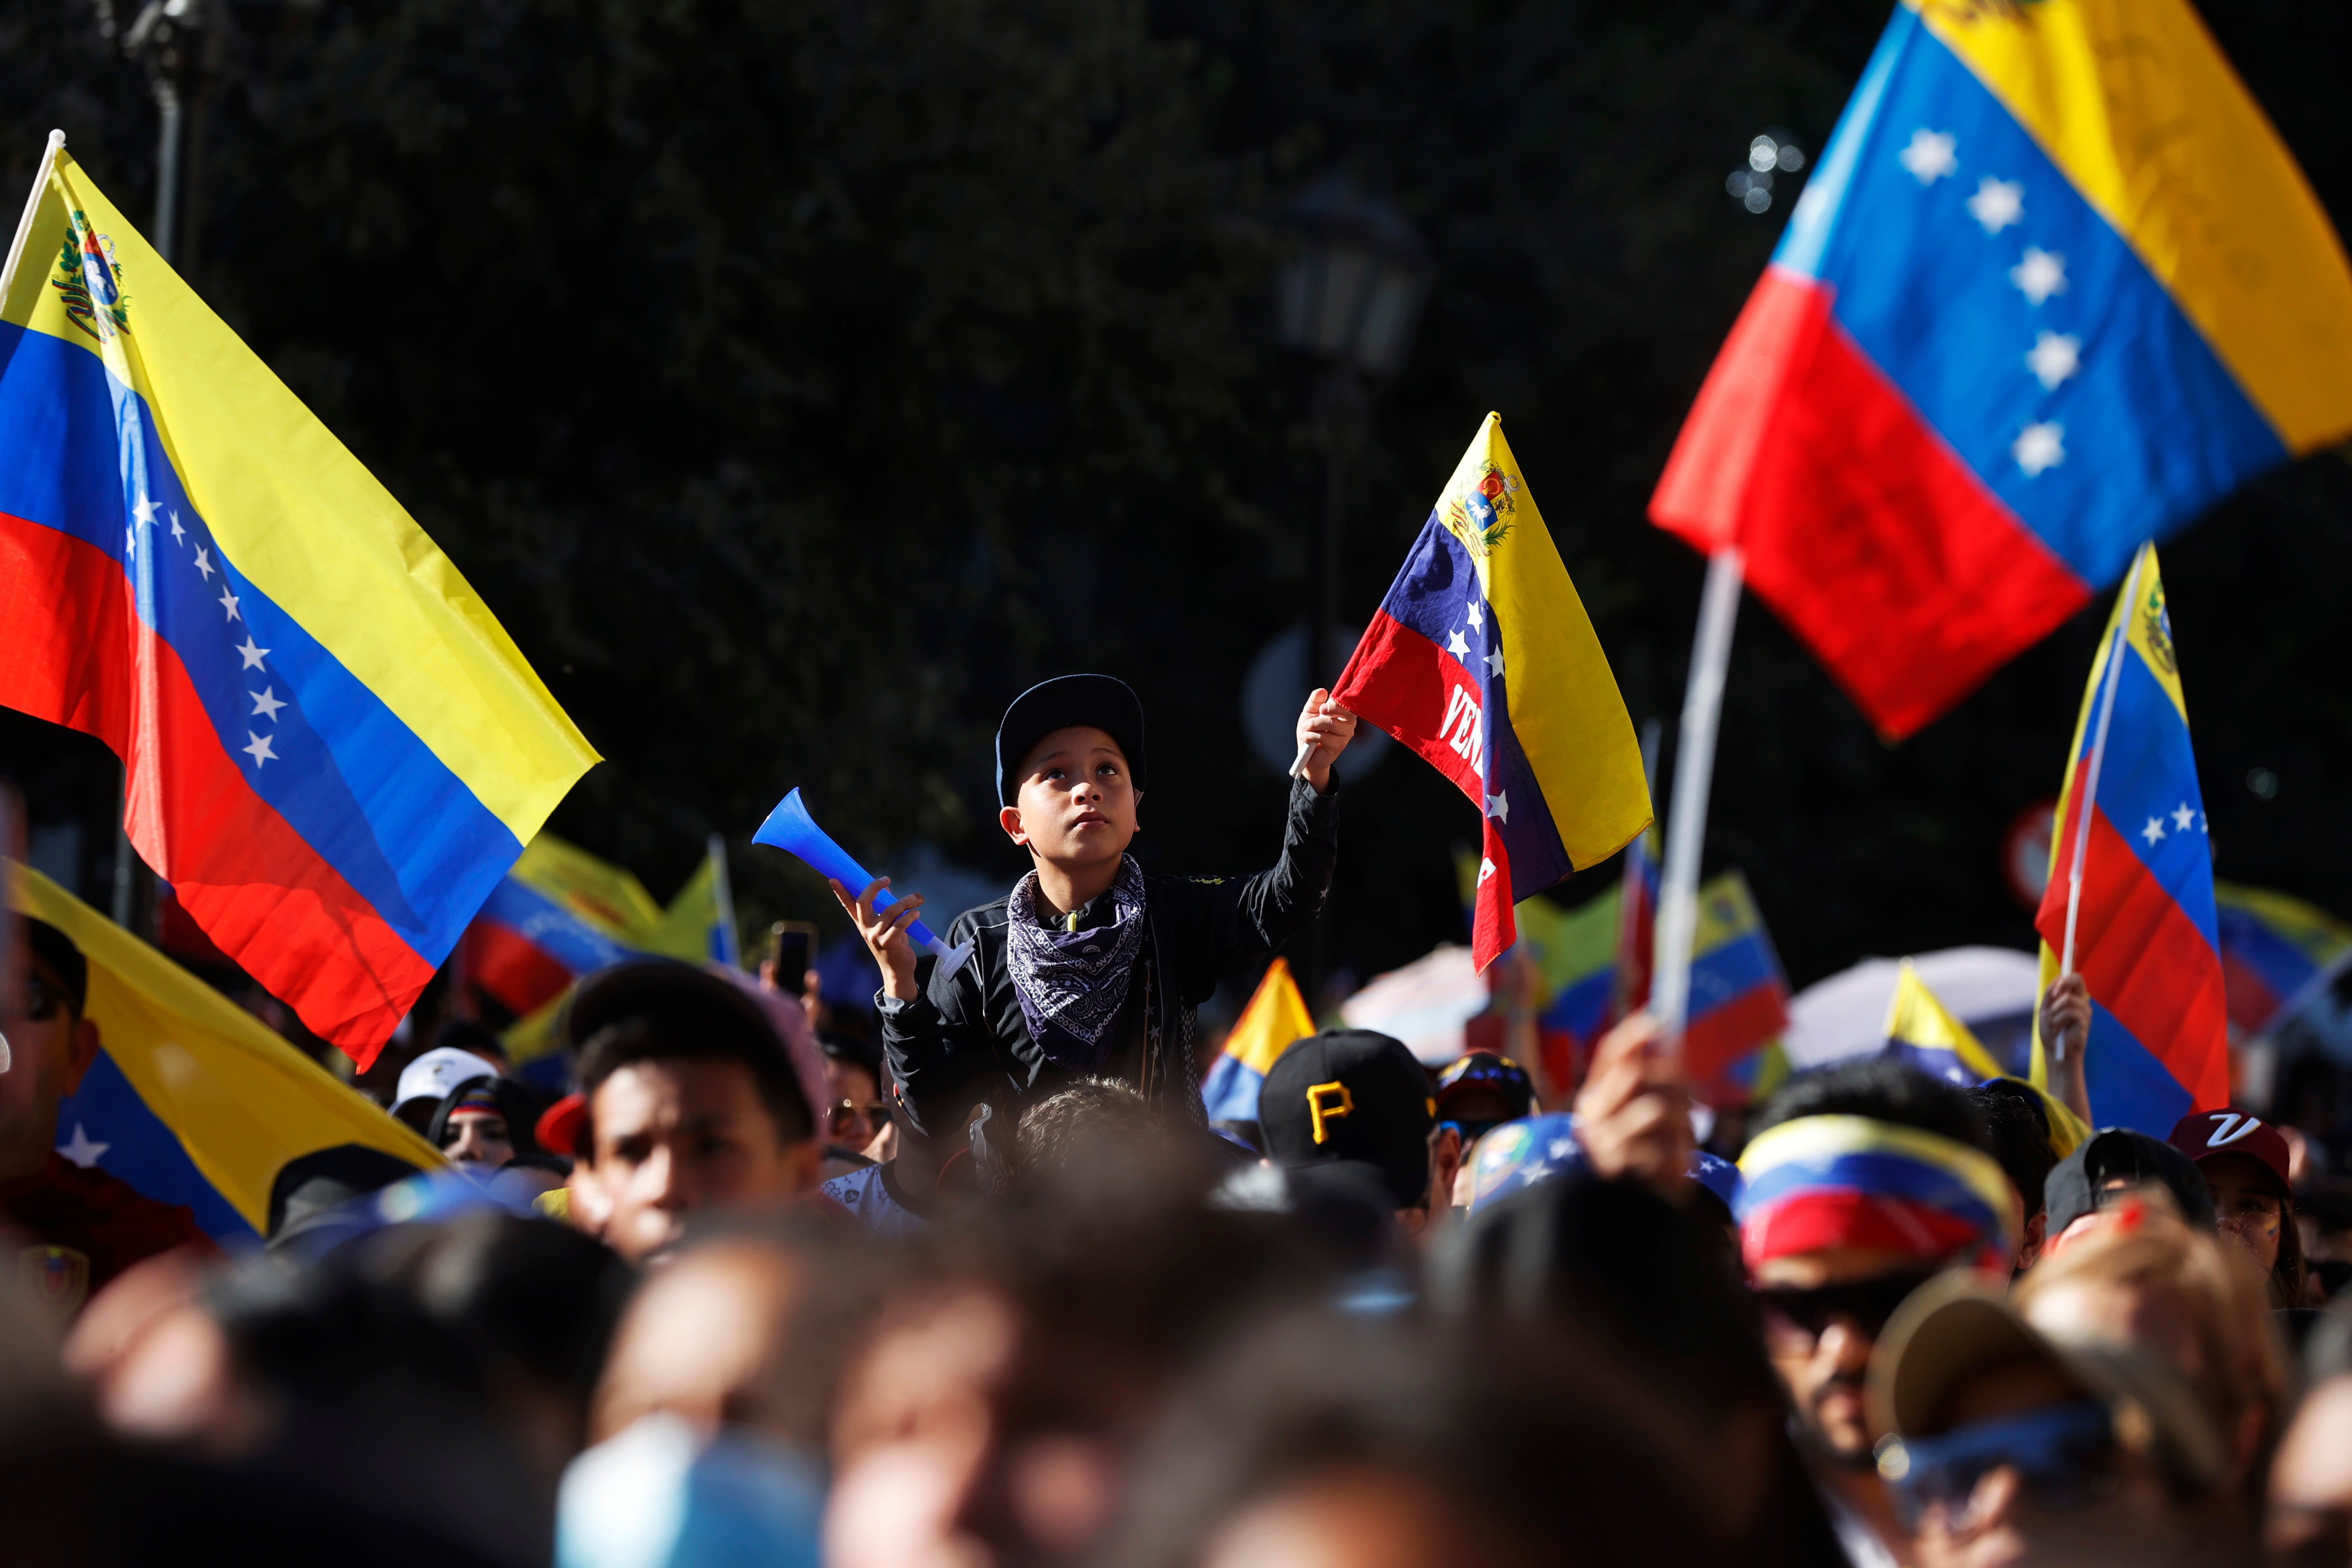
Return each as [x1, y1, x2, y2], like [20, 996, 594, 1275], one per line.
[1005, 854, 1148, 1070]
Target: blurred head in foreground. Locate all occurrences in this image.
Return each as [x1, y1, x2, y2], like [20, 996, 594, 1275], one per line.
[2014, 1188, 2285, 1515]
[1871, 1272, 2238, 1568]
[1430, 1151, 1845, 1567]
[562, 1216, 888, 1568]
[824, 1164, 1335, 1568]
[1099, 1315, 1712, 1568]
[2270, 1304, 2352, 1568]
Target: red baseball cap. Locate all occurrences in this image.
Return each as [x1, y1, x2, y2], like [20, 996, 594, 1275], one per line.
[2165, 1109, 2291, 1200]
[536, 1092, 587, 1160]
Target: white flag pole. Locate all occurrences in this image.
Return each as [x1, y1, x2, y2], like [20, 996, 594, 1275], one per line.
[2053, 542, 2150, 1054]
[0, 130, 63, 310]
[1609, 718, 1663, 1023]
[1654, 546, 1745, 1049]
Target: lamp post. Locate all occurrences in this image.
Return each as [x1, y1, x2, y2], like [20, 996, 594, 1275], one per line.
[1273, 177, 1430, 1004]
[1274, 177, 1431, 698]
[117, 0, 226, 269]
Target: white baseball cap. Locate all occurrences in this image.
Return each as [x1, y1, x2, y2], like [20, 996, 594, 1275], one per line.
[394, 1045, 497, 1115]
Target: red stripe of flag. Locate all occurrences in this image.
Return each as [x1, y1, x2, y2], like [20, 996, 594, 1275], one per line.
[1338, 612, 1484, 799]
[462, 922, 576, 1017]
[1339, 609, 1524, 963]
[1652, 268, 2091, 739]
[0, 513, 432, 1063]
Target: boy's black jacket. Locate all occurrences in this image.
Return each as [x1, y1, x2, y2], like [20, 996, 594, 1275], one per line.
[879, 776, 1339, 1136]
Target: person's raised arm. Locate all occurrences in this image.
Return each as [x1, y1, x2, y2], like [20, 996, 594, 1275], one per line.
[1178, 691, 1356, 989]
[830, 876, 924, 1002]
[2039, 971, 2093, 1127]
[1296, 687, 1358, 795]
[831, 877, 980, 1137]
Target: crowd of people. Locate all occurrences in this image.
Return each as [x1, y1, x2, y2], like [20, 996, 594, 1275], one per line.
[7, 676, 2352, 1567]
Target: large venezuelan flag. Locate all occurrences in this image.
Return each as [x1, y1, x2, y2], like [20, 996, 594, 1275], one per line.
[2031, 547, 2227, 1131]
[12, 861, 442, 1241]
[1336, 413, 1651, 967]
[1651, 0, 2352, 738]
[0, 140, 597, 1064]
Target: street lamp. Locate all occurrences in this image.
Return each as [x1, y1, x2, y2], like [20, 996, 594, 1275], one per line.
[1275, 177, 1431, 377]
[107, 0, 227, 267]
[1273, 176, 1431, 698]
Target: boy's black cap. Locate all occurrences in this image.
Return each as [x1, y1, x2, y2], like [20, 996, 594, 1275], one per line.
[1259, 1029, 1436, 1210]
[996, 674, 1148, 807]
[2045, 1127, 2216, 1237]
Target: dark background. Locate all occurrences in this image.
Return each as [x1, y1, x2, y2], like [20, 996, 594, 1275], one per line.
[6, 0, 2351, 1006]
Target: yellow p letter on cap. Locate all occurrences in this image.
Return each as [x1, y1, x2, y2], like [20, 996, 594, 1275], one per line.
[1307, 1081, 1355, 1145]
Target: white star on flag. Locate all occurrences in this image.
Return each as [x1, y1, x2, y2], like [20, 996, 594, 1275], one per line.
[125, 526, 137, 555]
[1465, 601, 1484, 631]
[193, 545, 215, 580]
[132, 494, 156, 526]
[1446, 628, 1472, 658]
[243, 731, 278, 767]
[1549, 1139, 1576, 1160]
[1899, 128, 1958, 184]
[2026, 331, 2081, 390]
[236, 635, 270, 671]
[1485, 790, 1509, 823]
[2011, 247, 2067, 306]
[2141, 815, 2166, 846]
[218, 586, 241, 622]
[2014, 422, 2065, 477]
[56, 1122, 109, 1168]
[1485, 647, 1504, 677]
[2172, 802, 2196, 832]
[1477, 857, 1497, 885]
[1966, 177, 2024, 233]
[250, 686, 287, 721]
[168, 509, 184, 544]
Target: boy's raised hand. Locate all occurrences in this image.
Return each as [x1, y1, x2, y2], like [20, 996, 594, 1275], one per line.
[830, 876, 925, 1003]
[1295, 687, 1360, 793]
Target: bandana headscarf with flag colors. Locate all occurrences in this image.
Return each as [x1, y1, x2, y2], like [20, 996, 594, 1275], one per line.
[1736, 1114, 2015, 1274]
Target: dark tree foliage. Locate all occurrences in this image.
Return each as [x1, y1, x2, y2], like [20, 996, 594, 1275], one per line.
[6, 0, 2352, 998]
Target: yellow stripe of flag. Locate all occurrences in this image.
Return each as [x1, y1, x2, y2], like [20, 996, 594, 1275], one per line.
[1918, 0, 2352, 450]
[8, 861, 444, 1233]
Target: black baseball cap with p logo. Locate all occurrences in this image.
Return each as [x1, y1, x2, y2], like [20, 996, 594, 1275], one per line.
[1259, 1028, 1436, 1210]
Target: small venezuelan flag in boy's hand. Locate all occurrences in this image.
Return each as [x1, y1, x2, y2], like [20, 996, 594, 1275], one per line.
[0, 138, 597, 1066]
[1335, 413, 1651, 969]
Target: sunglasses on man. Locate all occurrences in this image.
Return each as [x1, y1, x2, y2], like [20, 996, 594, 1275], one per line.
[1752, 1270, 1939, 1342]
[1878, 1400, 2120, 1528]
